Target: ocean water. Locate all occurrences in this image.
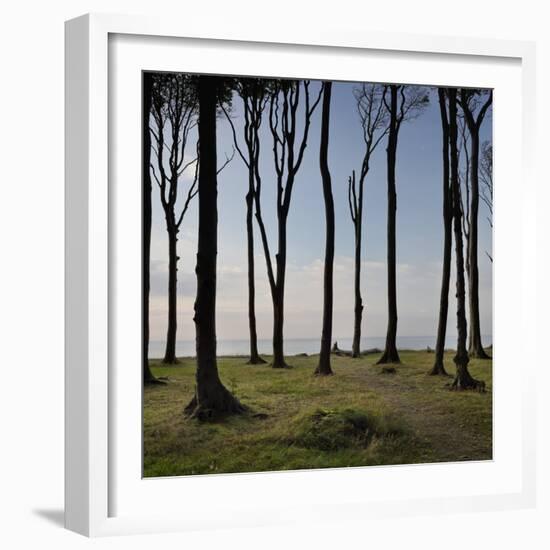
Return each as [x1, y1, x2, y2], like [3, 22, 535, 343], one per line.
[149, 335, 493, 359]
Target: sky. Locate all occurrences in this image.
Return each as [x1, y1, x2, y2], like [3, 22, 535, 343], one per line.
[148, 78, 492, 350]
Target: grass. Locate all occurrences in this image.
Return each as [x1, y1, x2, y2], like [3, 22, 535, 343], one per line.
[143, 350, 492, 477]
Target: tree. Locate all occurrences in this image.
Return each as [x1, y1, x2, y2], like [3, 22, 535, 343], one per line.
[150, 74, 199, 364]
[459, 89, 492, 359]
[448, 88, 485, 391]
[430, 88, 452, 376]
[315, 82, 335, 376]
[184, 75, 246, 419]
[348, 84, 389, 358]
[221, 78, 271, 365]
[479, 141, 493, 262]
[143, 73, 164, 385]
[254, 79, 322, 368]
[377, 85, 429, 365]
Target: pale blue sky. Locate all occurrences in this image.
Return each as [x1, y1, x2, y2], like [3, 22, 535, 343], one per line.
[148, 79, 492, 347]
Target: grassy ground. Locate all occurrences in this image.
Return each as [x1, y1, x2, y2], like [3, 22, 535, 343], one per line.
[144, 350, 492, 477]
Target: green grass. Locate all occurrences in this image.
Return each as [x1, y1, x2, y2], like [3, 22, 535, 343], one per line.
[144, 350, 492, 477]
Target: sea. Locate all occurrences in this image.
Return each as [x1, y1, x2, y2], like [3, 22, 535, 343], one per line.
[149, 335, 493, 359]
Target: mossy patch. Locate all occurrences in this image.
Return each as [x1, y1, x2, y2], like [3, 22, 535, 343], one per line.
[291, 407, 406, 451]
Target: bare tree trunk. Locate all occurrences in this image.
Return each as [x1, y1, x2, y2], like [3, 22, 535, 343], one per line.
[221, 86, 267, 366]
[245, 182, 265, 364]
[430, 89, 451, 376]
[449, 88, 484, 391]
[185, 76, 246, 419]
[467, 131, 490, 359]
[272, 221, 289, 369]
[352, 208, 363, 358]
[143, 73, 163, 385]
[163, 220, 179, 364]
[255, 80, 322, 369]
[378, 85, 401, 365]
[315, 82, 334, 376]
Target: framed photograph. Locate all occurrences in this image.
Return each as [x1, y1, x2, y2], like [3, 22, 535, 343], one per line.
[65, 13, 537, 537]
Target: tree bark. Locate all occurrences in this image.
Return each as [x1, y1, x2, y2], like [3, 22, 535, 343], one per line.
[272, 220, 289, 369]
[315, 82, 335, 376]
[163, 219, 179, 364]
[256, 81, 322, 369]
[378, 85, 401, 365]
[143, 73, 163, 385]
[430, 89, 452, 376]
[185, 76, 246, 419]
[449, 88, 483, 391]
[351, 171, 364, 359]
[460, 90, 491, 360]
[245, 180, 265, 364]
[466, 130, 490, 359]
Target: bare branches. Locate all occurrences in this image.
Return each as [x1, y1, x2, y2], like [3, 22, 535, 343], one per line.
[217, 146, 235, 175]
[175, 141, 200, 229]
[458, 115, 471, 241]
[479, 140, 493, 227]
[348, 83, 390, 230]
[268, 80, 323, 215]
[149, 74, 199, 230]
[220, 103, 250, 168]
[220, 79, 276, 293]
[460, 89, 493, 131]
[382, 84, 430, 130]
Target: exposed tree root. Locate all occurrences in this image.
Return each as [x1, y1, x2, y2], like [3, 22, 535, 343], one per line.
[376, 349, 401, 365]
[144, 377, 167, 386]
[450, 375, 486, 392]
[162, 357, 180, 365]
[314, 366, 334, 376]
[144, 364, 167, 386]
[428, 362, 449, 376]
[247, 356, 267, 365]
[468, 348, 492, 360]
[272, 361, 292, 369]
[184, 384, 248, 421]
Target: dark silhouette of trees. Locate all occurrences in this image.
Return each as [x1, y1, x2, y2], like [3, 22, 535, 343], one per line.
[221, 79, 272, 365]
[430, 88, 452, 376]
[448, 88, 485, 391]
[143, 73, 163, 385]
[348, 84, 389, 358]
[315, 82, 335, 376]
[184, 75, 246, 419]
[255, 79, 322, 368]
[150, 74, 199, 364]
[479, 141, 493, 262]
[459, 89, 492, 359]
[377, 85, 429, 365]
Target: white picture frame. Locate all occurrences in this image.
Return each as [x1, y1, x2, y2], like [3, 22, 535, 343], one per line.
[65, 12, 537, 537]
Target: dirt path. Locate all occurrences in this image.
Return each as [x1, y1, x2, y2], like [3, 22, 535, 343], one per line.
[348, 355, 493, 462]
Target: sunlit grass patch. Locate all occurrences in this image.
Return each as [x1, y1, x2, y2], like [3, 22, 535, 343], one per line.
[144, 350, 492, 477]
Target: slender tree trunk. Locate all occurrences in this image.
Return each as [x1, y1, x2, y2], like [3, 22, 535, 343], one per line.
[352, 213, 363, 358]
[245, 181, 265, 364]
[143, 73, 162, 385]
[316, 82, 334, 376]
[378, 85, 401, 365]
[430, 89, 451, 376]
[467, 131, 490, 359]
[163, 220, 179, 364]
[449, 88, 483, 391]
[185, 76, 246, 419]
[350, 168, 365, 360]
[272, 220, 289, 369]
